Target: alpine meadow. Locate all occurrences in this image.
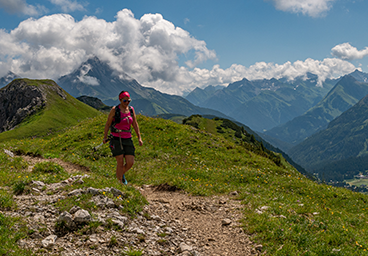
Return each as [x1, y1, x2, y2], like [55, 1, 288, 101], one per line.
[2, 1, 368, 255]
[0, 79, 368, 255]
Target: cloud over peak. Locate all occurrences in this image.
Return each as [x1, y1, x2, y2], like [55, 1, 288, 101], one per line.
[0, 9, 216, 88]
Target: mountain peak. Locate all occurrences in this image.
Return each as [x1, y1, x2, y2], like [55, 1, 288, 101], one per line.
[338, 74, 357, 84]
[349, 69, 368, 83]
[57, 56, 139, 102]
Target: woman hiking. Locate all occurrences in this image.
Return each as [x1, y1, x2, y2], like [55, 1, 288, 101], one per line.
[103, 91, 143, 185]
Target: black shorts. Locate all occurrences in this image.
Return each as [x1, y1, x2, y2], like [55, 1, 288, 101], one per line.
[109, 137, 135, 157]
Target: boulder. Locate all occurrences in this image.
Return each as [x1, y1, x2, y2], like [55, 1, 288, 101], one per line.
[58, 211, 73, 227]
[41, 235, 57, 248]
[73, 209, 91, 223]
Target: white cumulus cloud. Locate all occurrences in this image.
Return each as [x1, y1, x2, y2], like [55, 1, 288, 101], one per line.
[0, 9, 216, 91]
[0, 9, 358, 95]
[270, 0, 336, 17]
[331, 43, 368, 60]
[149, 57, 356, 94]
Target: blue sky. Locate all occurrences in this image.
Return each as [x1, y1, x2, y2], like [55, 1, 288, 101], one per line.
[0, 0, 367, 95]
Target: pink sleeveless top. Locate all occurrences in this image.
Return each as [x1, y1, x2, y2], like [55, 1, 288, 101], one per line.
[111, 106, 133, 139]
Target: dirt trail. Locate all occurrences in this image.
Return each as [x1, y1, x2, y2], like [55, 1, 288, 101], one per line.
[5, 156, 262, 255]
[140, 185, 260, 255]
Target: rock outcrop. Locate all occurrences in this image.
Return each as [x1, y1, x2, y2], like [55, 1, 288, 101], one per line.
[0, 79, 66, 132]
[77, 95, 111, 111]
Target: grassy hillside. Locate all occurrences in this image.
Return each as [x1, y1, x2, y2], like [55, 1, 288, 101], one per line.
[2, 114, 368, 255]
[0, 79, 101, 142]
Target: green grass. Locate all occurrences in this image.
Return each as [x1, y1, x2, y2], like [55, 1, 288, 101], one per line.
[0, 189, 16, 210]
[0, 213, 32, 256]
[32, 161, 64, 174]
[2, 114, 368, 255]
[0, 79, 100, 142]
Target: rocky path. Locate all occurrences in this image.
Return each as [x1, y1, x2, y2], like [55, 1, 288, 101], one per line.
[1, 156, 262, 255]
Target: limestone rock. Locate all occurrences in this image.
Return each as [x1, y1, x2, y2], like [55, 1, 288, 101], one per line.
[179, 242, 193, 252]
[58, 211, 73, 227]
[68, 189, 83, 197]
[110, 187, 125, 198]
[87, 187, 101, 195]
[32, 180, 45, 187]
[73, 209, 91, 223]
[69, 205, 81, 214]
[222, 218, 232, 226]
[4, 149, 14, 157]
[41, 235, 57, 248]
[91, 195, 116, 208]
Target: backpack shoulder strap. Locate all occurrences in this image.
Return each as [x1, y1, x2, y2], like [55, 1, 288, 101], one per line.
[129, 106, 133, 117]
[113, 104, 121, 124]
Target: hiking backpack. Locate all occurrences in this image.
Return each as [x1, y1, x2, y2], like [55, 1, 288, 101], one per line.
[110, 105, 133, 133]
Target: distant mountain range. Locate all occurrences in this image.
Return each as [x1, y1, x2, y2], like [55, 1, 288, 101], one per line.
[186, 73, 336, 132]
[57, 57, 229, 118]
[185, 85, 225, 106]
[3, 59, 368, 182]
[265, 73, 368, 151]
[289, 92, 368, 181]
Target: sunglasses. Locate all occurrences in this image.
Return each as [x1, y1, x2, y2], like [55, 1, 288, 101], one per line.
[123, 99, 131, 103]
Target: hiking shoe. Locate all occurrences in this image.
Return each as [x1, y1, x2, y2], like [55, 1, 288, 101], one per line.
[122, 174, 128, 185]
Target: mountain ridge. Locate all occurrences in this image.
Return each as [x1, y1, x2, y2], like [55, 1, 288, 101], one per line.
[186, 74, 336, 132]
[0, 78, 100, 141]
[289, 92, 368, 180]
[57, 57, 230, 119]
[265, 75, 368, 151]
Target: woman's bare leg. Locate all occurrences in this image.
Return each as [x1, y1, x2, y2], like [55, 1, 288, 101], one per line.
[122, 155, 135, 175]
[115, 154, 125, 182]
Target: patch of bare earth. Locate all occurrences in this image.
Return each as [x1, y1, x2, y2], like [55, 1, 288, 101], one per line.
[140, 184, 262, 255]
